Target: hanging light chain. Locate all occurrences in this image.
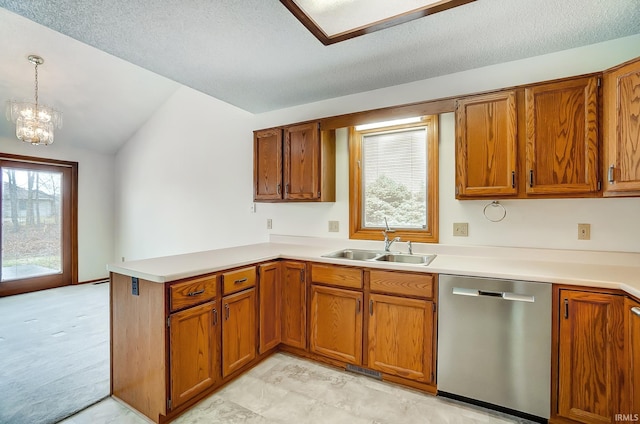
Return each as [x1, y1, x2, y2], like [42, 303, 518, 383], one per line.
[34, 59, 39, 109]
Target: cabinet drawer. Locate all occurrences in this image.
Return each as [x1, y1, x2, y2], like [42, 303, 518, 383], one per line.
[311, 264, 362, 289]
[369, 270, 434, 299]
[170, 275, 217, 312]
[222, 267, 256, 295]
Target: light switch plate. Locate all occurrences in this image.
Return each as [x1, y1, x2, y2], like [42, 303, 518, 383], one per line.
[453, 222, 469, 237]
[578, 223, 590, 240]
[267, 219, 273, 230]
[328, 221, 339, 232]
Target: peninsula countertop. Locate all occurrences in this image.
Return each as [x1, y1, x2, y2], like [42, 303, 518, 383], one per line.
[107, 235, 640, 299]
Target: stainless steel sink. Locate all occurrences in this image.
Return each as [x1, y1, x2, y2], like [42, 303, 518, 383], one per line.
[322, 249, 385, 261]
[322, 249, 435, 266]
[375, 253, 436, 265]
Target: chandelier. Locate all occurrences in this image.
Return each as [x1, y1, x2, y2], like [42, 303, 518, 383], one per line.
[5, 55, 63, 146]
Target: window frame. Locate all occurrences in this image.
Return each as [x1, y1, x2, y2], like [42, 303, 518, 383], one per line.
[0, 153, 78, 296]
[349, 116, 439, 243]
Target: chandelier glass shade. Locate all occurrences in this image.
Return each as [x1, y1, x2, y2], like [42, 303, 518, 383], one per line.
[5, 55, 62, 146]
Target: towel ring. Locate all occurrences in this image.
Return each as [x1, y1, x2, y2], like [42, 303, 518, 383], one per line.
[483, 201, 507, 222]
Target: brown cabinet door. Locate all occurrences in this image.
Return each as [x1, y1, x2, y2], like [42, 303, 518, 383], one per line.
[258, 262, 281, 353]
[169, 300, 219, 409]
[284, 122, 320, 200]
[310, 284, 363, 364]
[627, 298, 640, 412]
[455, 91, 518, 197]
[367, 293, 434, 383]
[525, 77, 599, 194]
[603, 58, 640, 196]
[254, 128, 283, 200]
[281, 261, 307, 349]
[222, 289, 256, 377]
[557, 290, 624, 423]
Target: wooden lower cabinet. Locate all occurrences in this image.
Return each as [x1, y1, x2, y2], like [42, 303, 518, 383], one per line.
[367, 293, 434, 383]
[222, 288, 256, 377]
[310, 284, 363, 364]
[555, 289, 625, 423]
[281, 261, 307, 349]
[169, 300, 219, 409]
[627, 298, 640, 413]
[258, 262, 281, 353]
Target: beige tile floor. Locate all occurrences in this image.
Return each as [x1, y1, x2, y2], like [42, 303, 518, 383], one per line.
[62, 353, 536, 424]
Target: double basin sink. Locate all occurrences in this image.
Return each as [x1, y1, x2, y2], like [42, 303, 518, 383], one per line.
[322, 249, 436, 266]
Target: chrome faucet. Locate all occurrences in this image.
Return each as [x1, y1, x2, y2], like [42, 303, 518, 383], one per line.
[382, 218, 400, 252]
[407, 240, 413, 255]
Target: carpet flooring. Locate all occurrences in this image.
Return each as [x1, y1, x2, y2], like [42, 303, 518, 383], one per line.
[0, 282, 110, 424]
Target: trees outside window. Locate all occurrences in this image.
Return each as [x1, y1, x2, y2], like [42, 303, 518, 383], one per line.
[0, 154, 77, 296]
[349, 117, 438, 243]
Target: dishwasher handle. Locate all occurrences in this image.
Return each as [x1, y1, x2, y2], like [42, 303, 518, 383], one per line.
[452, 287, 535, 303]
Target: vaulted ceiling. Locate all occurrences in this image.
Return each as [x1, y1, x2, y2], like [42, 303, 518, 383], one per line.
[1, 0, 639, 153]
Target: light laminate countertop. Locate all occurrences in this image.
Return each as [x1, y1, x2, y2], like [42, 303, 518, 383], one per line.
[107, 236, 640, 299]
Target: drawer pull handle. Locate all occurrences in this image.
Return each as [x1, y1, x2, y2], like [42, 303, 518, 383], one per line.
[234, 278, 248, 284]
[356, 298, 361, 314]
[188, 289, 205, 296]
[369, 300, 374, 316]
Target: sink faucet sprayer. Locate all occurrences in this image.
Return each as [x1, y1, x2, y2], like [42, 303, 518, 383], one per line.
[382, 217, 401, 252]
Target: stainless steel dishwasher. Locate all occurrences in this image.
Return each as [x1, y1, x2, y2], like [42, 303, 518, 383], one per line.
[437, 274, 551, 422]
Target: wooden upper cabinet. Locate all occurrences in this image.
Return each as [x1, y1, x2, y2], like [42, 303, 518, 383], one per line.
[258, 262, 281, 354]
[254, 122, 335, 202]
[284, 123, 321, 200]
[455, 91, 518, 198]
[603, 57, 640, 196]
[254, 128, 283, 201]
[169, 300, 219, 409]
[281, 261, 307, 350]
[556, 290, 624, 423]
[525, 77, 599, 194]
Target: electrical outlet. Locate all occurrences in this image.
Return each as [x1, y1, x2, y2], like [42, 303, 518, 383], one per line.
[267, 218, 272, 230]
[578, 223, 590, 240]
[453, 222, 469, 237]
[328, 221, 339, 232]
[249, 203, 256, 213]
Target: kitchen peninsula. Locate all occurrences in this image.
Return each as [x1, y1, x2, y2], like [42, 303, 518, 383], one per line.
[108, 235, 640, 424]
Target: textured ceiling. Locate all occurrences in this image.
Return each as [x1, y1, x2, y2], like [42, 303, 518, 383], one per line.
[2, 0, 639, 115]
[0, 1, 639, 154]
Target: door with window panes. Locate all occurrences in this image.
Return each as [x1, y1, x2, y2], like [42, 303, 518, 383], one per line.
[0, 155, 77, 296]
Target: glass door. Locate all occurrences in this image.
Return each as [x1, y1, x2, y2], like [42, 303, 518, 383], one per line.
[0, 156, 77, 296]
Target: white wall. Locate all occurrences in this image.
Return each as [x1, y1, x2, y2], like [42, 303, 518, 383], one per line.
[115, 35, 640, 261]
[114, 86, 262, 261]
[0, 137, 115, 281]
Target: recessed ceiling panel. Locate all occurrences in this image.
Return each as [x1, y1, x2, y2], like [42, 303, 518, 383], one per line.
[281, 0, 475, 44]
